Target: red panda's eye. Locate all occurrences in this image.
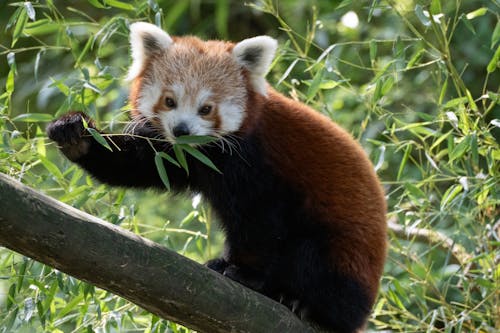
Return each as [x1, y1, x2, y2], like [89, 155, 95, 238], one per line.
[199, 105, 212, 116]
[165, 97, 176, 108]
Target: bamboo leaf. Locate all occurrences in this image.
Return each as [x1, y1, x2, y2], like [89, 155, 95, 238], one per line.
[466, 7, 487, 20]
[173, 144, 189, 174]
[104, 0, 135, 10]
[87, 128, 112, 152]
[306, 69, 324, 101]
[174, 135, 216, 145]
[12, 7, 28, 47]
[12, 113, 54, 122]
[397, 144, 412, 181]
[180, 144, 221, 174]
[441, 185, 463, 210]
[486, 45, 500, 73]
[492, 20, 500, 48]
[155, 153, 171, 191]
[157, 151, 180, 168]
[369, 39, 377, 65]
[39, 155, 64, 179]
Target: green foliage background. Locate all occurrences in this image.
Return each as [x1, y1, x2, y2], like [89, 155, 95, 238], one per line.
[0, 0, 499, 332]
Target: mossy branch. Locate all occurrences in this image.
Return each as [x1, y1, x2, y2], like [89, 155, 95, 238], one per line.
[0, 172, 319, 333]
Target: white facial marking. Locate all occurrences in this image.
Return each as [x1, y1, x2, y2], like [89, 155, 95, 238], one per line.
[196, 88, 213, 106]
[137, 81, 162, 118]
[218, 100, 245, 133]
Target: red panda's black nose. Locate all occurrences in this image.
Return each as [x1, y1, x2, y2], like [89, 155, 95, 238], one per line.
[172, 123, 190, 137]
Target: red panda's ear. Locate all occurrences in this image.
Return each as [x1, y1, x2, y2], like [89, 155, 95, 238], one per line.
[126, 22, 173, 81]
[232, 36, 278, 96]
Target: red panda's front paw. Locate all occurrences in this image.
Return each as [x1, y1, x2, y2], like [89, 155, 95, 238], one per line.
[46, 112, 96, 161]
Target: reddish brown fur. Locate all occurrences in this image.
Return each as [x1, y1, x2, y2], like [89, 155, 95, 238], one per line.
[242, 88, 387, 302]
[129, 33, 387, 305]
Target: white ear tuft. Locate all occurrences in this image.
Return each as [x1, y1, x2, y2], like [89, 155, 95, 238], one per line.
[233, 36, 278, 96]
[127, 22, 173, 81]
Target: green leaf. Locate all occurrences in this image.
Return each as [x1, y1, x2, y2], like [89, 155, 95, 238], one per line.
[104, 0, 135, 10]
[381, 76, 395, 96]
[12, 6, 28, 47]
[16, 259, 28, 292]
[34, 50, 44, 82]
[466, 7, 488, 20]
[174, 135, 216, 145]
[83, 82, 102, 94]
[405, 182, 427, 201]
[306, 69, 324, 101]
[397, 144, 412, 181]
[157, 151, 180, 168]
[369, 39, 377, 65]
[441, 184, 463, 210]
[76, 38, 93, 67]
[438, 78, 448, 105]
[406, 48, 425, 68]
[466, 89, 478, 111]
[12, 113, 54, 122]
[55, 294, 84, 319]
[87, 128, 112, 152]
[430, 0, 442, 15]
[492, 20, 500, 48]
[277, 58, 299, 85]
[319, 80, 342, 90]
[443, 97, 468, 108]
[6, 283, 16, 310]
[88, 0, 106, 8]
[487, 45, 500, 73]
[373, 79, 383, 103]
[155, 153, 170, 190]
[40, 155, 64, 179]
[36, 301, 45, 327]
[6, 68, 15, 95]
[449, 136, 470, 162]
[180, 144, 221, 174]
[471, 133, 478, 166]
[173, 144, 189, 174]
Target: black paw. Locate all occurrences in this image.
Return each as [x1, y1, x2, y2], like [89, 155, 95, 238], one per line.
[46, 112, 95, 145]
[278, 294, 311, 320]
[222, 264, 266, 292]
[205, 258, 229, 274]
[46, 112, 96, 161]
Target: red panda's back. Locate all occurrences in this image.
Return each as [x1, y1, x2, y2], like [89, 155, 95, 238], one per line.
[257, 89, 387, 300]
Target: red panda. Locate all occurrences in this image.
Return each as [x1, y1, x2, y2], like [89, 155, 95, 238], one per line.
[47, 22, 387, 333]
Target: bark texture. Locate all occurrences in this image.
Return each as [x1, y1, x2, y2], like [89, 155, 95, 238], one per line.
[0, 172, 319, 333]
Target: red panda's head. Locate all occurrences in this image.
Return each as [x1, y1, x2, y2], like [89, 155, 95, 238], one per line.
[127, 22, 277, 142]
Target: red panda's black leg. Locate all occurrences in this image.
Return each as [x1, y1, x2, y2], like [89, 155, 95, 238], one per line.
[47, 112, 187, 189]
[205, 258, 267, 292]
[221, 264, 266, 292]
[204, 257, 228, 274]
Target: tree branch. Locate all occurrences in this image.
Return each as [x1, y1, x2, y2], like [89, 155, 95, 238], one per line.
[387, 217, 473, 266]
[0, 173, 319, 333]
